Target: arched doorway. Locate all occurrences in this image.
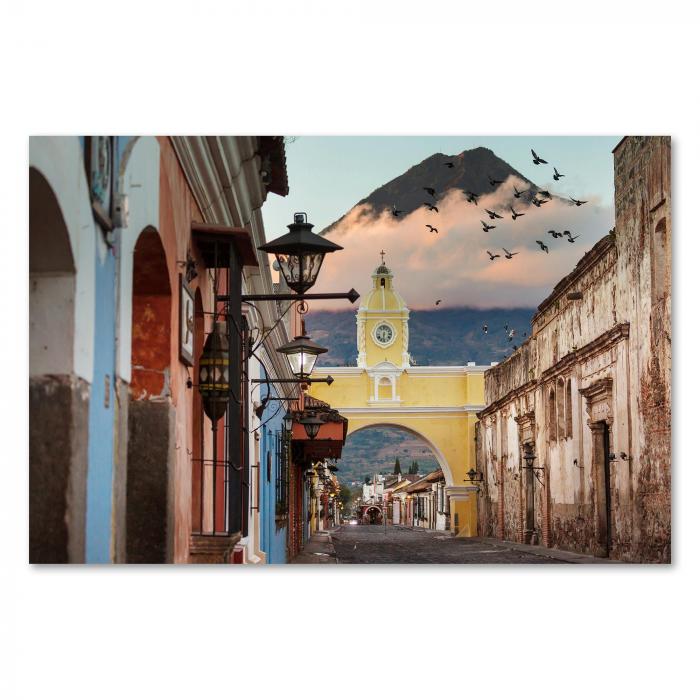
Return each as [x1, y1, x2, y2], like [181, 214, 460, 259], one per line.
[338, 424, 447, 529]
[126, 227, 173, 563]
[29, 166, 87, 563]
[366, 506, 383, 524]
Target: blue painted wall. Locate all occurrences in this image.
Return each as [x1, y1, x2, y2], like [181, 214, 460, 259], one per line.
[259, 381, 288, 564]
[84, 136, 126, 562]
[85, 228, 117, 562]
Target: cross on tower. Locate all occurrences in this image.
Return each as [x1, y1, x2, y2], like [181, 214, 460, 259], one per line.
[380, 249, 386, 264]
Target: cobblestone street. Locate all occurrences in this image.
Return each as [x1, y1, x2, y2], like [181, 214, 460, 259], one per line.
[330, 525, 617, 564]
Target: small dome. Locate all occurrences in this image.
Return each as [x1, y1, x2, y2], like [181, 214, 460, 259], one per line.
[374, 263, 391, 275]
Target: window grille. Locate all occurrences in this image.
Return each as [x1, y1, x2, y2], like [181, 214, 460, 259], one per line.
[275, 428, 290, 517]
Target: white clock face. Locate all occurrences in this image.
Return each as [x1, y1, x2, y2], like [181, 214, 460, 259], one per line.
[374, 323, 394, 345]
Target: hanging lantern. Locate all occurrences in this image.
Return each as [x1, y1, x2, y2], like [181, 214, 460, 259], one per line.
[258, 213, 343, 295]
[197, 321, 229, 421]
[300, 412, 325, 439]
[275, 334, 328, 379]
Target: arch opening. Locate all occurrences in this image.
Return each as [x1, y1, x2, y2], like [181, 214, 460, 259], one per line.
[29, 167, 76, 377]
[29, 166, 86, 563]
[342, 423, 446, 484]
[126, 227, 174, 563]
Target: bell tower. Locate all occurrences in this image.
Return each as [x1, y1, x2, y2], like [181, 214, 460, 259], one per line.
[356, 252, 410, 371]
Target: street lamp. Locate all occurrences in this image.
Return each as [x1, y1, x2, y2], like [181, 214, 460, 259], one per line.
[283, 410, 293, 432]
[197, 321, 229, 421]
[258, 212, 343, 295]
[300, 412, 325, 440]
[466, 468, 483, 483]
[276, 334, 328, 379]
[521, 443, 545, 485]
[523, 443, 536, 470]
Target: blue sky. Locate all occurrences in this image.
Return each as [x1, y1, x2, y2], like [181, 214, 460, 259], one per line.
[262, 136, 621, 236]
[261, 136, 622, 309]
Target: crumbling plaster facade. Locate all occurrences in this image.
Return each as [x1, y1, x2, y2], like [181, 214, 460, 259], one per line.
[476, 136, 671, 562]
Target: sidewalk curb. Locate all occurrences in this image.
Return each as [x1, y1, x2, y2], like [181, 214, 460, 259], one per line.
[475, 537, 625, 564]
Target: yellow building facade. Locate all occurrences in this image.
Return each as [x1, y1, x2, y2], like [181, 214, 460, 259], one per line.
[309, 258, 488, 536]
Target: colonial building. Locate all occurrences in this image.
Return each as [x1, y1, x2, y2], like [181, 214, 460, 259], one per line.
[475, 136, 671, 562]
[29, 135, 352, 565]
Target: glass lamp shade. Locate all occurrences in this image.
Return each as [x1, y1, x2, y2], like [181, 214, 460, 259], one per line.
[197, 321, 229, 421]
[300, 413, 325, 440]
[258, 213, 343, 295]
[283, 411, 293, 432]
[524, 445, 536, 469]
[276, 335, 328, 379]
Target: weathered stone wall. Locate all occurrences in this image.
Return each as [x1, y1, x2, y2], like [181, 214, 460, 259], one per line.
[613, 136, 671, 562]
[126, 400, 175, 563]
[476, 137, 671, 562]
[29, 375, 89, 563]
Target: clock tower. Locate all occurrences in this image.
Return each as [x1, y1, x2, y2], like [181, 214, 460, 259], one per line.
[356, 253, 410, 372]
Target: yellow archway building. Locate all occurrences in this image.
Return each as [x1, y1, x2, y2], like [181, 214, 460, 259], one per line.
[309, 258, 488, 536]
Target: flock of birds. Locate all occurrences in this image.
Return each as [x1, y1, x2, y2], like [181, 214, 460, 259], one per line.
[390, 148, 591, 358]
[481, 322, 528, 355]
[390, 148, 588, 265]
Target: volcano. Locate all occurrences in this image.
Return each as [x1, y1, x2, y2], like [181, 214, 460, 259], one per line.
[320, 146, 543, 235]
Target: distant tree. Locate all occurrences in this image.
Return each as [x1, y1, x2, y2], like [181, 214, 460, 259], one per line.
[394, 457, 401, 475]
[409, 460, 419, 475]
[339, 484, 352, 506]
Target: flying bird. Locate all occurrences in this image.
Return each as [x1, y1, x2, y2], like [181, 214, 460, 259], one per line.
[513, 185, 524, 198]
[566, 233, 580, 243]
[481, 221, 496, 232]
[510, 206, 525, 220]
[482, 324, 489, 333]
[549, 229, 563, 238]
[392, 204, 402, 216]
[423, 202, 439, 212]
[489, 176, 504, 187]
[502, 248, 519, 259]
[486, 251, 500, 260]
[444, 162, 454, 168]
[536, 240, 549, 253]
[485, 209, 503, 220]
[531, 197, 548, 207]
[425, 224, 438, 233]
[569, 196, 588, 206]
[465, 191, 479, 204]
[435, 299, 442, 306]
[531, 149, 548, 165]
[553, 167, 565, 181]
[539, 190, 552, 199]
[423, 187, 437, 197]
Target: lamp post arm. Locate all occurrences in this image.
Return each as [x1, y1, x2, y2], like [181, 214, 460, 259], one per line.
[229, 288, 360, 304]
[251, 376, 334, 385]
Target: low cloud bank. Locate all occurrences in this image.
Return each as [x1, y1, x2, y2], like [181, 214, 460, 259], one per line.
[310, 175, 614, 309]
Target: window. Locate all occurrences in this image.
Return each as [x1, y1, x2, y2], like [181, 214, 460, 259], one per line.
[557, 378, 566, 439]
[275, 429, 290, 517]
[565, 378, 573, 438]
[548, 388, 557, 442]
[652, 217, 669, 303]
